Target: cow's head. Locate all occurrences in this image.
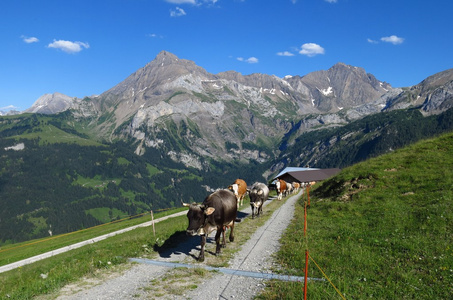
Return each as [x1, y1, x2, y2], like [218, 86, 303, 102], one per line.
[228, 183, 239, 196]
[182, 202, 215, 236]
[250, 189, 263, 205]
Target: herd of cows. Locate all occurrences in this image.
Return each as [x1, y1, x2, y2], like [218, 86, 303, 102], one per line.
[182, 178, 305, 261]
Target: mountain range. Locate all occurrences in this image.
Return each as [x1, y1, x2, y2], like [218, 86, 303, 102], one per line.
[20, 51, 453, 171]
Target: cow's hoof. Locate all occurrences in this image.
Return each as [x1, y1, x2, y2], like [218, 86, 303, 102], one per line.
[198, 256, 205, 262]
[229, 237, 235, 242]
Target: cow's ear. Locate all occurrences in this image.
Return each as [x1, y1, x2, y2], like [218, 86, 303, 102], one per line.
[205, 207, 215, 215]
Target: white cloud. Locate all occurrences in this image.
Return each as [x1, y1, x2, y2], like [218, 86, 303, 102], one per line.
[299, 43, 325, 57]
[165, 0, 196, 4]
[148, 33, 163, 39]
[367, 38, 379, 44]
[325, 0, 338, 3]
[381, 35, 404, 45]
[237, 57, 259, 64]
[170, 7, 186, 17]
[47, 40, 90, 54]
[277, 51, 295, 57]
[21, 36, 39, 43]
[0, 105, 19, 111]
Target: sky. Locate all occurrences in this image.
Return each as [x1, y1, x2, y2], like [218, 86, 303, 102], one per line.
[1, 0, 452, 112]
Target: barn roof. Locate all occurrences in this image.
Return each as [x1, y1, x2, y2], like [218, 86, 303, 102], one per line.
[273, 167, 319, 179]
[273, 167, 341, 183]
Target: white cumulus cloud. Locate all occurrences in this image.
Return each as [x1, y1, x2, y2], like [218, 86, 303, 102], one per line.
[237, 57, 259, 64]
[21, 36, 39, 43]
[299, 43, 325, 57]
[277, 51, 295, 57]
[47, 40, 90, 54]
[381, 35, 404, 45]
[170, 7, 186, 17]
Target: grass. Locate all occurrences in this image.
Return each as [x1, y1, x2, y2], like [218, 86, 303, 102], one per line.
[0, 213, 188, 299]
[0, 207, 185, 268]
[258, 131, 453, 299]
[0, 191, 288, 299]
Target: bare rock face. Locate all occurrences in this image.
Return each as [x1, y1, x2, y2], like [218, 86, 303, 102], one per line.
[25, 93, 76, 114]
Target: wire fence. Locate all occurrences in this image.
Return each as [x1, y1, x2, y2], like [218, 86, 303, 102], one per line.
[304, 185, 346, 299]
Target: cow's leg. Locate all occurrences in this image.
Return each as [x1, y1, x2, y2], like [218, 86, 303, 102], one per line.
[221, 226, 227, 248]
[229, 222, 235, 242]
[250, 204, 255, 219]
[215, 229, 222, 255]
[198, 234, 206, 262]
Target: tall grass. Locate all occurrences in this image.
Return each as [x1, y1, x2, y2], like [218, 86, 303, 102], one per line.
[259, 132, 453, 299]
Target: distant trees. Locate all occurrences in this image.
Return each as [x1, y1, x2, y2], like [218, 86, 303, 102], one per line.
[284, 107, 453, 169]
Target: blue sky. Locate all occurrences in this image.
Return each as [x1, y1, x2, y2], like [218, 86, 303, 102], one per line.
[1, 0, 452, 112]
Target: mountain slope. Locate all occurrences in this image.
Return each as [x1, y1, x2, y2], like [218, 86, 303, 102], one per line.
[85, 52, 396, 166]
[276, 107, 453, 170]
[383, 68, 453, 114]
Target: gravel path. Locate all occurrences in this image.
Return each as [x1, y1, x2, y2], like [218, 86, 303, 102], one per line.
[55, 190, 302, 300]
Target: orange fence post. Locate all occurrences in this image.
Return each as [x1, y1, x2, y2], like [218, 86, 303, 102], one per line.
[307, 185, 310, 207]
[304, 199, 307, 236]
[304, 249, 309, 300]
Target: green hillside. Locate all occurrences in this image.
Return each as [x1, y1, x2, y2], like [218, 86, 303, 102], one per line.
[0, 113, 269, 245]
[261, 131, 453, 299]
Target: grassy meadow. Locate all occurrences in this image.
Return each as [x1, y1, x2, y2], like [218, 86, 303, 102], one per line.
[0, 194, 288, 299]
[259, 132, 453, 299]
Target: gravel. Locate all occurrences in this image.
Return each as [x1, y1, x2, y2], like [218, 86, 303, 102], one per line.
[55, 191, 302, 300]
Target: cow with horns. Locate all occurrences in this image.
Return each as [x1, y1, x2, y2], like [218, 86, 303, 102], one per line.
[248, 182, 269, 219]
[182, 189, 237, 262]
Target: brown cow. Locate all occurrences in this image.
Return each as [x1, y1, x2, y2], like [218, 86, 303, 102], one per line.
[276, 179, 287, 200]
[228, 178, 247, 208]
[183, 189, 237, 262]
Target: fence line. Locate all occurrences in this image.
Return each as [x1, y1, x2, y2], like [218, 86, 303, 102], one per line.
[304, 185, 346, 299]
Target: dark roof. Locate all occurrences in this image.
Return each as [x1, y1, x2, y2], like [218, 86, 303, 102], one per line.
[277, 168, 341, 183]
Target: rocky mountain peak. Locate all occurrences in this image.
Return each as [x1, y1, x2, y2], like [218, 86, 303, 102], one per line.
[25, 92, 75, 114]
[103, 51, 211, 98]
